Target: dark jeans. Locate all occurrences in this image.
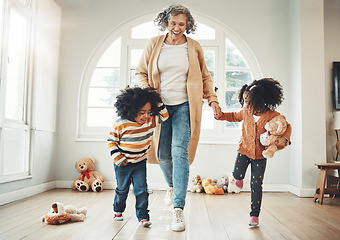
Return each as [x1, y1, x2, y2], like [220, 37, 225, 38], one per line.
[233, 153, 267, 217]
[113, 160, 149, 221]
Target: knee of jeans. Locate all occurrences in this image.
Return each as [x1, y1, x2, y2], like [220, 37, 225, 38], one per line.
[172, 145, 189, 159]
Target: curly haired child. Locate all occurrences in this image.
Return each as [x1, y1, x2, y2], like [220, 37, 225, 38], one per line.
[107, 87, 169, 227]
[216, 78, 292, 227]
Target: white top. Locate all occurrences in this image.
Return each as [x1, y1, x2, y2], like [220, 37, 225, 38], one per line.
[157, 42, 189, 105]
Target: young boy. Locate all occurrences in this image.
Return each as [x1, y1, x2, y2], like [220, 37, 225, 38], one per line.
[107, 87, 168, 227]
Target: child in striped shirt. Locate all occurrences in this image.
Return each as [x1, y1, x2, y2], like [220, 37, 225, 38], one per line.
[107, 87, 168, 227]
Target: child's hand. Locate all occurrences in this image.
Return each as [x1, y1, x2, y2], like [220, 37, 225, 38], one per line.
[120, 160, 128, 167]
[211, 102, 222, 119]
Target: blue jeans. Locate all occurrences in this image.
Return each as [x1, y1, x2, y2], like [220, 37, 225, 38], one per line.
[158, 101, 191, 209]
[113, 160, 149, 221]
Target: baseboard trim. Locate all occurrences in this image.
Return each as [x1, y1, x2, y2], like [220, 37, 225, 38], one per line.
[0, 181, 56, 206]
[0, 182, 316, 206]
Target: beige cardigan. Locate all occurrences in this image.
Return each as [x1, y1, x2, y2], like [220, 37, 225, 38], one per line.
[135, 35, 219, 165]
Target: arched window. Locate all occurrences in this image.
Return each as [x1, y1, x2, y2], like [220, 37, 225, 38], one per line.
[78, 13, 262, 142]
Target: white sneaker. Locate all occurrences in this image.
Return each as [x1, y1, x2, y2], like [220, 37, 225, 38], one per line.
[164, 187, 174, 206]
[172, 208, 185, 232]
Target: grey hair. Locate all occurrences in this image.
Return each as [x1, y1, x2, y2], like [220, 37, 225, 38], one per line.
[154, 5, 197, 34]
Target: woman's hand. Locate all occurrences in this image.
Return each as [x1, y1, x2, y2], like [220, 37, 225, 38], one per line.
[211, 102, 222, 119]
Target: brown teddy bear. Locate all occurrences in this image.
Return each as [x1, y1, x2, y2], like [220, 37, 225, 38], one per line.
[71, 157, 104, 192]
[42, 202, 87, 225]
[260, 115, 291, 158]
[191, 175, 204, 193]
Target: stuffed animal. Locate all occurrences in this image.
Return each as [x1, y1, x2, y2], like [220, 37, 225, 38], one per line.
[71, 157, 104, 192]
[228, 173, 242, 193]
[42, 202, 87, 225]
[260, 115, 291, 158]
[214, 176, 229, 193]
[191, 175, 204, 193]
[202, 179, 224, 195]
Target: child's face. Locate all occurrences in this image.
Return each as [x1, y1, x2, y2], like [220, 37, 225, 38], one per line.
[135, 102, 152, 125]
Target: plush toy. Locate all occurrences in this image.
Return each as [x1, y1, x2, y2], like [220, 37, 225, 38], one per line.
[42, 202, 87, 225]
[260, 115, 291, 158]
[191, 175, 204, 193]
[202, 179, 224, 195]
[214, 176, 229, 193]
[71, 157, 105, 192]
[228, 173, 242, 193]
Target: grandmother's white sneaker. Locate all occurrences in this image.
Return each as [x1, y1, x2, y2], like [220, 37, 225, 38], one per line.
[164, 187, 174, 206]
[172, 208, 185, 232]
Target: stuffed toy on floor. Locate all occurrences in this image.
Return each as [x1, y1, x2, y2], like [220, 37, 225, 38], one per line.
[191, 175, 204, 193]
[213, 176, 229, 193]
[260, 115, 291, 158]
[42, 202, 87, 225]
[71, 157, 105, 192]
[202, 179, 224, 195]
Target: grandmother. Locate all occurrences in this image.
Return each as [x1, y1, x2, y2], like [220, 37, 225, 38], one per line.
[135, 4, 221, 232]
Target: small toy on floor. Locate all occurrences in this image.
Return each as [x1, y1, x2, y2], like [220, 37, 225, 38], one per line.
[202, 179, 224, 195]
[42, 202, 87, 225]
[191, 175, 204, 193]
[228, 173, 242, 193]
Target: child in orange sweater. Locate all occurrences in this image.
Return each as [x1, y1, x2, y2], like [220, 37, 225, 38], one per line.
[217, 78, 292, 227]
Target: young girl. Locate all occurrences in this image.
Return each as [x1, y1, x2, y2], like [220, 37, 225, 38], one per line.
[216, 78, 292, 227]
[107, 87, 169, 227]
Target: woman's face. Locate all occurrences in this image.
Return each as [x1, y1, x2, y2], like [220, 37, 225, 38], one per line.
[135, 102, 151, 125]
[167, 13, 187, 40]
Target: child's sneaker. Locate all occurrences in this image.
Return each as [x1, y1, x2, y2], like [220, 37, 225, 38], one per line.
[228, 173, 242, 193]
[249, 216, 259, 227]
[113, 212, 123, 221]
[164, 187, 174, 206]
[140, 219, 152, 227]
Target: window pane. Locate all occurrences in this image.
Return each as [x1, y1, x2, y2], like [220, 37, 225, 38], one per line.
[3, 128, 27, 174]
[201, 110, 214, 129]
[5, 10, 28, 121]
[131, 21, 159, 39]
[225, 90, 240, 109]
[225, 121, 239, 129]
[130, 49, 143, 68]
[87, 108, 116, 127]
[226, 39, 248, 68]
[204, 50, 215, 68]
[97, 37, 121, 67]
[88, 88, 120, 107]
[189, 22, 215, 40]
[225, 71, 252, 88]
[90, 68, 120, 87]
[130, 69, 139, 87]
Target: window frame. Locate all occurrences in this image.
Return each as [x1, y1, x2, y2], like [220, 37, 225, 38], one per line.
[77, 13, 262, 143]
[0, 0, 34, 183]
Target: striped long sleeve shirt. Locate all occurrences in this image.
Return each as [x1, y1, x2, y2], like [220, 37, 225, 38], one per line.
[107, 104, 169, 166]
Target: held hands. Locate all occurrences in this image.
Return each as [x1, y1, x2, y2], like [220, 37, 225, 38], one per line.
[211, 102, 222, 119]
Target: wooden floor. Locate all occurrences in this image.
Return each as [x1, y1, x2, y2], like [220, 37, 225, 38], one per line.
[1, 189, 340, 240]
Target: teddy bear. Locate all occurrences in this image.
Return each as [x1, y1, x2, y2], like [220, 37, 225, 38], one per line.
[213, 176, 229, 193]
[42, 202, 87, 225]
[191, 175, 204, 193]
[260, 115, 291, 158]
[71, 157, 105, 192]
[202, 179, 224, 195]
